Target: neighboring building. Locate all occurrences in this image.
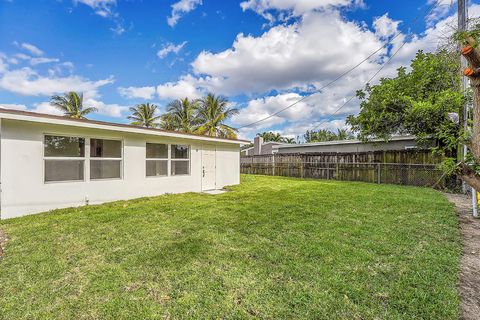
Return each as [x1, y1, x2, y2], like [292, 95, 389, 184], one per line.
[242, 136, 289, 156]
[0, 109, 248, 219]
[273, 136, 422, 154]
[242, 135, 423, 156]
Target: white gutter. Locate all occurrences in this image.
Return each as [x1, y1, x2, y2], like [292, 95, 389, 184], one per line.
[0, 111, 249, 145]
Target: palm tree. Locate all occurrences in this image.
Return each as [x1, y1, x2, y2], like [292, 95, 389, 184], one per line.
[282, 137, 296, 144]
[257, 131, 283, 142]
[50, 91, 97, 119]
[128, 103, 161, 128]
[160, 98, 199, 133]
[196, 93, 239, 139]
[336, 129, 354, 140]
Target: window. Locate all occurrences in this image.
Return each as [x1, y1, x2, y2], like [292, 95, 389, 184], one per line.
[146, 143, 168, 177]
[171, 144, 190, 175]
[44, 135, 85, 182]
[90, 139, 122, 180]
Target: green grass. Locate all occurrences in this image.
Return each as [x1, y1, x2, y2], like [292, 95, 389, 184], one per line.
[0, 175, 461, 319]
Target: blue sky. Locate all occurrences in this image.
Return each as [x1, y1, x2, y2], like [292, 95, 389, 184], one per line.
[0, 0, 475, 140]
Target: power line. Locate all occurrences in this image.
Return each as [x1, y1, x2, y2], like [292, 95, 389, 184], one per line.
[238, 0, 442, 130]
[309, 38, 409, 132]
[309, 0, 446, 132]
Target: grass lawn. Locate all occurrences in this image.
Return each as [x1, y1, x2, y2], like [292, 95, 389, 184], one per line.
[0, 175, 461, 319]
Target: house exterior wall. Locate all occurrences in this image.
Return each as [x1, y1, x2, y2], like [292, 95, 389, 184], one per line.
[0, 119, 240, 219]
[275, 139, 419, 154]
[244, 142, 285, 156]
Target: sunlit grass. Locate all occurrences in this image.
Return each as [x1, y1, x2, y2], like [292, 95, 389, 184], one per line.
[0, 175, 461, 319]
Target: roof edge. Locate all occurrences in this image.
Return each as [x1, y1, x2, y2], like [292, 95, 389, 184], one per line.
[0, 108, 250, 144]
[274, 135, 417, 149]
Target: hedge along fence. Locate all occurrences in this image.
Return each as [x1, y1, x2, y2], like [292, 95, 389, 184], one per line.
[240, 150, 460, 190]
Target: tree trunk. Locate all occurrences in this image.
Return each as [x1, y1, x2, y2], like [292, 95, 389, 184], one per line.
[461, 164, 480, 191]
[460, 40, 480, 188]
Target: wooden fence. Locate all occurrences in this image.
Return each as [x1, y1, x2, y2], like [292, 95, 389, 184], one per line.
[240, 150, 459, 189]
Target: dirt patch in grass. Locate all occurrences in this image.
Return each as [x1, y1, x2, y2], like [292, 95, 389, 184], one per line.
[444, 193, 480, 320]
[0, 228, 8, 259]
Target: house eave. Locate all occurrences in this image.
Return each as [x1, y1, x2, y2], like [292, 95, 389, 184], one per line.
[0, 108, 250, 145]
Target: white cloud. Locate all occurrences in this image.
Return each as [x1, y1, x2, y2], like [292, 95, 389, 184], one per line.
[157, 75, 203, 100]
[19, 42, 43, 56]
[0, 67, 114, 96]
[0, 54, 7, 73]
[118, 86, 156, 99]
[31, 101, 65, 116]
[232, 93, 312, 129]
[167, 0, 202, 27]
[29, 93, 127, 118]
[240, 0, 361, 23]
[29, 57, 60, 65]
[426, 0, 455, 26]
[0, 103, 28, 111]
[191, 10, 384, 95]
[74, 0, 117, 17]
[110, 24, 125, 35]
[373, 13, 400, 39]
[85, 97, 128, 117]
[157, 41, 187, 59]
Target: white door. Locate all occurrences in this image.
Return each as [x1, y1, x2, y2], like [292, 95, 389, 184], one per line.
[202, 145, 216, 191]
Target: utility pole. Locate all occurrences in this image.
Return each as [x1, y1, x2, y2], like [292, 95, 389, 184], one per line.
[459, 0, 479, 217]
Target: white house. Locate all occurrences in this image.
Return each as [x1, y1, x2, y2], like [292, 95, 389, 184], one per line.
[0, 109, 248, 219]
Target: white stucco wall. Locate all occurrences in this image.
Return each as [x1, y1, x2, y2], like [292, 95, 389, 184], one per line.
[0, 119, 240, 219]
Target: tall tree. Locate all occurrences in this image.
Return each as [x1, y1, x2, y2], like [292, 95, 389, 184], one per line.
[160, 98, 199, 133]
[336, 129, 354, 140]
[257, 132, 284, 142]
[304, 129, 340, 142]
[128, 103, 161, 128]
[457, 31, 480, 190]
[282, 137, 296, 144]
[50, 92, 97, 119]
[196, 93, 239, 139]
[346, 50, 462, 160]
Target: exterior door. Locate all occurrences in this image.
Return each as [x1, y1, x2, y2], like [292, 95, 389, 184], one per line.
[202, 145, 216, 190]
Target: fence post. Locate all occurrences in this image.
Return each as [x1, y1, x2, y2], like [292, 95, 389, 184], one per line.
[377, 163, 381, 184]
[272, 154, 275, 176]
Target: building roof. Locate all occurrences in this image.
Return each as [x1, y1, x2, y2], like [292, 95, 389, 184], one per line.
[0, 108, 250, 145]
[273, 135, 416, 150]
[242, 141, 289, 152]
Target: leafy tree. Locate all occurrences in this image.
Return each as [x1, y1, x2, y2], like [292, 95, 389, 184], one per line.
[196, 93, 239, 139]
[257, 132, 284, 142]
[161, 98, 199, 133]
[128, 103, 161, 128]
[346, 50, 463, 160]
[50, 92, 97, 119]
[282, 137, 296, 144]
[256, 132, 296, 143]
[304, 129, 353, 143]
[336, 129, 354, 141]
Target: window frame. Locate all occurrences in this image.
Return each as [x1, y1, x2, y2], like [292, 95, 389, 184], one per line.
[43, 134, 86, 184]
[89, 138, 124, 181]
[170, 144, 191, 176]
[145, 142, 169, 178]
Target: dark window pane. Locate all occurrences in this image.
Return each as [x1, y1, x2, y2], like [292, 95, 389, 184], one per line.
[45, 160, 84, 182]
[171, 160, 189, 175]
[146, 143, 168, 159]
[90, 139, 122, 158]
[90, 160, 121, 179]
[171, 145, 189, 159]
[146, 160, 168, 176]
[44, 135, 85, 157]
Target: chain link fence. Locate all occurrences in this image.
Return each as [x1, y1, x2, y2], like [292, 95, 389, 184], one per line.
[241, 161, 460, 190]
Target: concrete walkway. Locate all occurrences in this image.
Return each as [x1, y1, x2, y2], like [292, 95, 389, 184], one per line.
[444, 193, 480, 320]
